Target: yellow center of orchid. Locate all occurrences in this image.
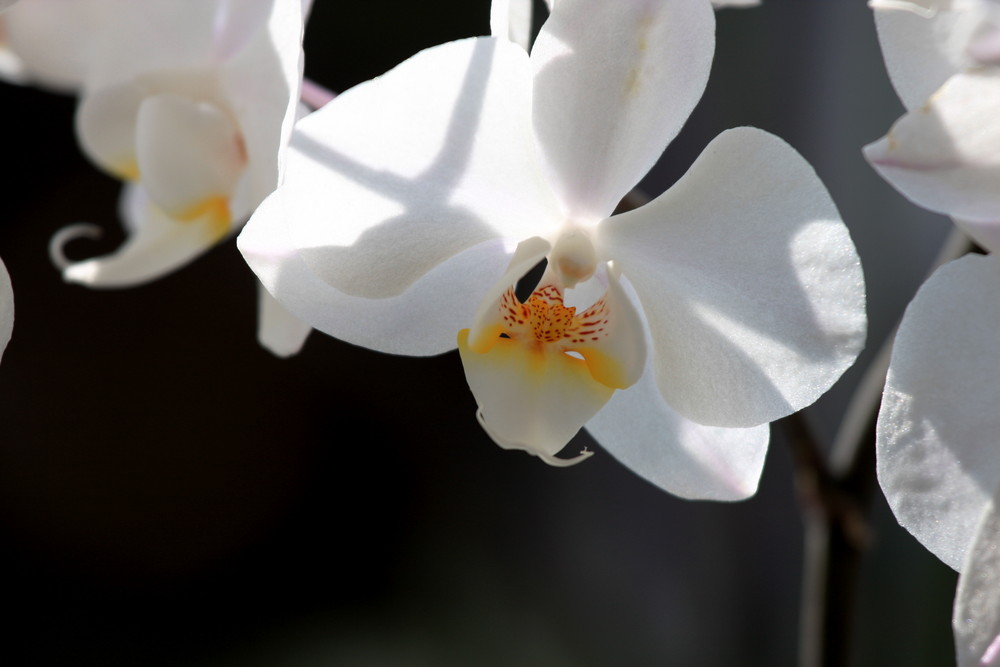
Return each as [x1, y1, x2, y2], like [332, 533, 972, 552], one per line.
[456, 235, 645, 468]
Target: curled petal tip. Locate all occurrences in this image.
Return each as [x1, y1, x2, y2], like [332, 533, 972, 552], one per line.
[474, 409, 594, 468]
[536, 447, 594, 468]
[49, 224, 103, 272]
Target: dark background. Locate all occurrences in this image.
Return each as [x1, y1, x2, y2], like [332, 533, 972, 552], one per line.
[0, 1, 961, 665]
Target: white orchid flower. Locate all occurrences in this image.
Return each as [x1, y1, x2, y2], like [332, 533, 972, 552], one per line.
[865, 0, 1000, 246]
[44, 0, 310, 356]
[240, 0, 865, 499]
[875, 252, 1000, 666]
[867, 2, 1000, 662]
[0, 258, 11, 363]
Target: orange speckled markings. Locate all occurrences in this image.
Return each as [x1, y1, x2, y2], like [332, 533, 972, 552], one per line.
[499, 284, 609, 349]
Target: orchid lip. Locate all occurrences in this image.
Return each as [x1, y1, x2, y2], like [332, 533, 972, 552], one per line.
[475, 408, 594, 467]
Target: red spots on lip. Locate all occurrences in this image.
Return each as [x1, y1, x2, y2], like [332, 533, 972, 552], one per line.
[497, 283, 611, 348]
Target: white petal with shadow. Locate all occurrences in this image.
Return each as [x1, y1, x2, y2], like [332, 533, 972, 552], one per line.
[587, 360, 769, 501]
[239, 185, 514, 356]
[873, 0, 983, 110]
[878, 253, 1000, 571]
[599, 127, 866, 427]
[530, 0, 714, 220]
[280, 36, 560, 300]
[864, 70, 1000, 223]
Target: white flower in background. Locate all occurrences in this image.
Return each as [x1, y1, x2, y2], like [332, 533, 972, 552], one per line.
[876, 253, 1000, 667]
[867, 1, 1000, 664]
[0, 0, 111, 87]
[0, 258, 11, 363]
[43, 0, 309, 356]
[240, 0, 865, 499]
[865, 0, 1000, 250]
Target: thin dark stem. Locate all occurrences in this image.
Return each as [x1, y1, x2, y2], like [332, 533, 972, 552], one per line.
[783, 408, 876, 667]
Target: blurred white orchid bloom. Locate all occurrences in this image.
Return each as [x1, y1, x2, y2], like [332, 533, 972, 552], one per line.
[43, 0, 310, 356]
[240, 0, 865, 499]
[0, 0, 113, 88]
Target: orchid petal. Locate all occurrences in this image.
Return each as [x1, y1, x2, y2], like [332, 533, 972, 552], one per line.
[600, 127, 866, 427]
[58, 185, 227, 288]
[969, 19, 1000, 63]
[571, 267, 646, 390]
[587, 357, 769, 501]
[954, 485, 1000, 667]
[491, 0, 534, 50]
[954, 217, 1000, 256]
[257, 283, 311, 358]
[76, 70, 222, 181]
[878, 253, 1000, 571]
[239, 185, 514, 355]
[0, 42, 28, 85]
[587, 271, 769, 501]
[0, 258, 12, 362]
[135, 93, 244, 221]
[458, 328, 609, 466]
[2, 0, 109, 90]
[530, 0, 714, 220]
[218, 0, 303, 213]
[82, 1, 223, 90]
[76, 79, 143, 180]
[864, 70, 1000, 223]
[209, 0, 274, 63]
[872, 0, 984, 110]
[269, 36, 560, 299]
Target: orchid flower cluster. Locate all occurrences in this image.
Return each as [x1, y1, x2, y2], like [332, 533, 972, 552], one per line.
[1, 0, 998, 663]
[868, 0, 1000, 663]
